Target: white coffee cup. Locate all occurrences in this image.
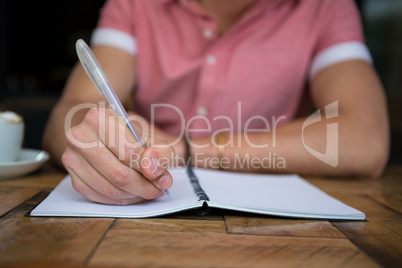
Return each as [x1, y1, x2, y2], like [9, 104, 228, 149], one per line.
[0, 111, 24, 163]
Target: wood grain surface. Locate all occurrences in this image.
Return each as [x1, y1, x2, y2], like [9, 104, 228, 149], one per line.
[0, 164, 400, 267]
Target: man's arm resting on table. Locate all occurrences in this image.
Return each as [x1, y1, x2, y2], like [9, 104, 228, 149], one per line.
[307, 59, 389, 177]
[189, 60, 390, 177]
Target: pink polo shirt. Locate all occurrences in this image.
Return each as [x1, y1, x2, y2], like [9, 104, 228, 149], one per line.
[91, 0, 372, 137]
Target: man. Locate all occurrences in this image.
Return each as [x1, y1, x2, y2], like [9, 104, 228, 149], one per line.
[43, 0, 389, 205]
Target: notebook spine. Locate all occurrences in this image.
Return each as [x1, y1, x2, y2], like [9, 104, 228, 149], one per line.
[186, 166, 210, 202]
[184, 135, 210, 202]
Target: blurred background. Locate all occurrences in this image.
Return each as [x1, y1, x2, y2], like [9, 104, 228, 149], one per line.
[1, 0, 401, 164]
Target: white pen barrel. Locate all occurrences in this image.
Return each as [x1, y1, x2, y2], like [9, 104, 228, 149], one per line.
[100, 82, 145, 147]
[101, 82, 125, 118]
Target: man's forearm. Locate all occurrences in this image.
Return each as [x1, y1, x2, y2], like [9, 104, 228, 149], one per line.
[189, 114, 388, 177]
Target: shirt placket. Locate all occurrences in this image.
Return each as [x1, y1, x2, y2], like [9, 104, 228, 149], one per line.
[194, 21, 222, 134]
[180, 1, 221, 132]
[184, 0, 268, 123]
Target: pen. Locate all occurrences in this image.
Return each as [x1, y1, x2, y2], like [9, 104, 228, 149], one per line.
[75, 39, 170, 198]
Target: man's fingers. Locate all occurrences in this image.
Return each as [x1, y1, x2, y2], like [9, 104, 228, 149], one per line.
[63, 131, 165, 201]
[93, 107, 175, 189]
[70, 143, 165, 199]
[69, 169, 147, 205]
[62, 147, 139, 201]
[90, 108, 147, 171]
[63, 107, 174, 204]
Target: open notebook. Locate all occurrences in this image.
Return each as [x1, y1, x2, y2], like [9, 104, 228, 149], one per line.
[31, 167, 365, 220]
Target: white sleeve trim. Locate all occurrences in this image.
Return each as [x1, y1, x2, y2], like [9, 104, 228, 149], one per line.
[91, 28, 137, 56]
[309, 41, 373, 79]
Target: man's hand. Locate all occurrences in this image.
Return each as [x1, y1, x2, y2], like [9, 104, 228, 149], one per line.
[61, 107, 175, 205]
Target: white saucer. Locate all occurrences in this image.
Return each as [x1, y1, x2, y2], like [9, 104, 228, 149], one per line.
[0, 149, 50, 179]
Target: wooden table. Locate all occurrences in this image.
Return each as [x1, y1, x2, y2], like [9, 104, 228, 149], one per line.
[0, 164, 401, 268]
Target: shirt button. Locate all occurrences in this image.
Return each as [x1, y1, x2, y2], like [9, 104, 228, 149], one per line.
[203, 29, 213, 39]
[206, 55, 216, 65]
[197, 106, 208, 116]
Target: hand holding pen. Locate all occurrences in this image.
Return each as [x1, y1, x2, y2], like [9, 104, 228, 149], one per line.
[60, 40, 173, 205]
